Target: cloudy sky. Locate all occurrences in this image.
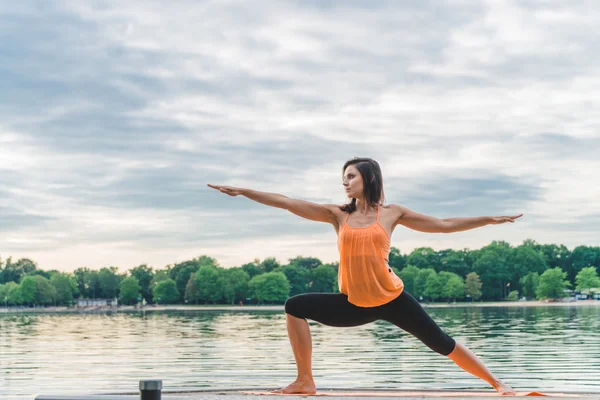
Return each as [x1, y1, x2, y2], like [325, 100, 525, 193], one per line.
[1, 0, 599, 272]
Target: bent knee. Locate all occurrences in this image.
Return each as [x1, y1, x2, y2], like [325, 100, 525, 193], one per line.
[430, 333, 456, 356]
[284, 295, 307, 319]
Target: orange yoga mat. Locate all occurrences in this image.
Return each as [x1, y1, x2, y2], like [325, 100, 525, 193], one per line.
[239, 390, 583, 397]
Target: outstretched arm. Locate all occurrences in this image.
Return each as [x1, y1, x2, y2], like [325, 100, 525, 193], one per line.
[207, 184, 338, 224]
[393, 204, 523, 233]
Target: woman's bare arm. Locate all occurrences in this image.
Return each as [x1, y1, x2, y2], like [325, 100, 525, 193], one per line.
[207, 184, 338, 225]
[392, 204, 523, 233]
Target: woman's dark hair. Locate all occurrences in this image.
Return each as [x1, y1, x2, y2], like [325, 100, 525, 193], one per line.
[340, 157, 385, 214]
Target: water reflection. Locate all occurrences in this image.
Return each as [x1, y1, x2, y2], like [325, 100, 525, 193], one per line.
[1, 305, 599, 399]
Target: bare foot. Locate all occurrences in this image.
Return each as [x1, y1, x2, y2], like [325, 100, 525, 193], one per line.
[271, 376, 317, 395]
[493, 380, 516, 396]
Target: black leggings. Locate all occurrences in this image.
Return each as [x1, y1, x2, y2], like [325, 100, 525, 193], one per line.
[284, 291, 456, 356]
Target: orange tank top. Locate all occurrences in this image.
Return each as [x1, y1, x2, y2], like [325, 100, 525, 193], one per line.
[337, 206, 404, 307]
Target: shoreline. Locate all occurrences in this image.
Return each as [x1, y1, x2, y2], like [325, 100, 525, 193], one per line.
[1, 299, 599, 314]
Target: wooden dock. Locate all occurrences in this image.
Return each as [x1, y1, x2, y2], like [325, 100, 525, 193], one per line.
[35, 386, 600, 400]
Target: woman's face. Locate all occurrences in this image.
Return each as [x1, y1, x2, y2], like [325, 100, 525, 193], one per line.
[342, 165, 363, 198]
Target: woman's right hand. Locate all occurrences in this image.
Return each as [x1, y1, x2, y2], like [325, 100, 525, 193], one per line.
[207, 184, 244, 197]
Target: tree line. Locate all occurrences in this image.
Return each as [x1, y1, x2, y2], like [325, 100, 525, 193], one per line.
[1, 239, 599, 307]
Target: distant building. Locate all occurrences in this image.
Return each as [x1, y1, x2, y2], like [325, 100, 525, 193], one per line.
[574, 288, 600, 301]
[540, 288, 600, 302]
[76, 298, 117, 307]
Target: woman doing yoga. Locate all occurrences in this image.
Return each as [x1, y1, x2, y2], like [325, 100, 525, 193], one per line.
[208, 157, 522, 396]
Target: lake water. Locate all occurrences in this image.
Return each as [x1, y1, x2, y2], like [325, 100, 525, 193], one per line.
[1, 305, 600, 399]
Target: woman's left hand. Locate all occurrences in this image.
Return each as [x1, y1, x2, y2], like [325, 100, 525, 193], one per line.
[489, 214, 523, 224]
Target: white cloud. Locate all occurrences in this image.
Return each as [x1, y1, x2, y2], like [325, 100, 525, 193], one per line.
[1, 0, 599, 271]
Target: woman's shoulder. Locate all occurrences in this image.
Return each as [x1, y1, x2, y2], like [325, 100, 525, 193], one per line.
[317, 204, 348, 229]
[323, 203, 348, 217]
[382, 203, 408, 219]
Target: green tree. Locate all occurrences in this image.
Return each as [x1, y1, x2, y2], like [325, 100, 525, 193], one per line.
[1, 282, 23, 305]
[185, 273, 200, 304]
[259, 257, 281, 273]
[72, 268, 102, 299]
[241, 260, 265, 279]
[34, 275, 56, 305]
[521, 240, 556, 266]
[0, 283, 8, 303]
[87, 270, 101, 298]
[152, 269, 170, 285]
[15, 259, 38, 275]
[130, 264, 154, 303]
[98, 267, 120, 298]
[424, 272, 443, 302]
[388, 247, 407, 270]
[439, 249, 471, 277]
[194, 265, 222, 304]
[88, 270, 101, 298]
[323, 262, 339, 272]
[508, 290, 519, 301]
[50, 273, 76, 306]
[442, 274, 465, 302]
[119, 276, 142, 305]
[536, 267, 570, 300]
[569, 246, 600, 283]
[463, 248, 479, 273]
[309, 265, 337, 293]
[519, 272, 540, 299]
[536, 243, 571, 271]
[465, 272, 483, 300]
[29, 269, 52, 279]
[407, 247, 440, 270]
[218, 268, 250, 304]
[20, 276, 38, 305]
[169, 260, 198, 301]
[73, 267, 90, 298]
[170, 257, 217, 302]
[6, 282, 24, 305]
[575, 266, 600, 296]
[414, 268, 436, 298]
[399, 265, 419, 295]
[509, 245, 547, 288]
[281, 264, 310, 295]
[1, 257, 37, 284]
[153, 279, 179, 304]
[473, 242, 512, 300]
[288, 257, 322, 271]
[248, 272, 290, 304]
[437, 271, 455, 288]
